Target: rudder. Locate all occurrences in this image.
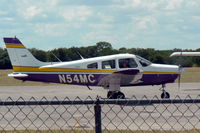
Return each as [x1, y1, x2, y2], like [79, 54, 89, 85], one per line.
[4, 37, 47, 69]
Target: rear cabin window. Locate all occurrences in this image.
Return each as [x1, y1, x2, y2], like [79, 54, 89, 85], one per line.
[119, 58, 138, 68]
[102, 60, 115, 69]
[87, 62, 98, 69]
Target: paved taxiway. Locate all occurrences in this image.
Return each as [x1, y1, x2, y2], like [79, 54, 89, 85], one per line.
[0, 83, 200, 100]
[0, 83, 200, 130]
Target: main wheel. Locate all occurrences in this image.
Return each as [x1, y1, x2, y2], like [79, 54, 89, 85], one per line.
[161, 91, 170, 99]
[107, 91, 114, 99]
[107, 91, 118, 99]
[116, 91, 125, 99]
[107, 91, 125, 99]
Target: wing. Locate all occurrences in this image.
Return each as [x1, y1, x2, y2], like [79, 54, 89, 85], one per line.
[170, 52, 200, 57]
[98, 69, 143, 89]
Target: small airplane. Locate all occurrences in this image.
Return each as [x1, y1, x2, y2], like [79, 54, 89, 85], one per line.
[4, 37, 181, 99]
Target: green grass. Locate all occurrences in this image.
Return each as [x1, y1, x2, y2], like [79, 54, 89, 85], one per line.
[0, 129, 200, 133]
[0, 67, 200, 86]
[179, 67, 200, 83]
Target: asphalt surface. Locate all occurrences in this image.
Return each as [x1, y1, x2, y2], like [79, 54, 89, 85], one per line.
[0, 83, 200, 100]
[0, 83, 200, 131]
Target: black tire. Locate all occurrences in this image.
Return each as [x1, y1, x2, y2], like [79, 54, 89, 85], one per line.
[107, 91, 114, 99]
[117, 91, 125, 99]
[161, 91, 170, 99]
[107, 91, 125, 99]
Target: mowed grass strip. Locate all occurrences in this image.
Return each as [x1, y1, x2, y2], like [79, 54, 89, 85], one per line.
[0, 67, 200, 86]
[180, 67, 200, 83]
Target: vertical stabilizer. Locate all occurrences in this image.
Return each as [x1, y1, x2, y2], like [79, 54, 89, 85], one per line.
[4, 37, 47, 68]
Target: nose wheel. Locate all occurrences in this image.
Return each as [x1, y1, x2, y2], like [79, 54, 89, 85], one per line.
[161, 91, 170, 99]
[160, 84, 170, 99]
[107, 91, 125, 99]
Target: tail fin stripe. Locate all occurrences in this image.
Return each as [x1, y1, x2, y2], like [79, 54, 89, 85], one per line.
[4, 37, 47, 67]
[5, 44, 25, 48]
[3, 38, 22, 44]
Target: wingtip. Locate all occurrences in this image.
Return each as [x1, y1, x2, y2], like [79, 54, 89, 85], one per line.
[170, 52, 179, 57]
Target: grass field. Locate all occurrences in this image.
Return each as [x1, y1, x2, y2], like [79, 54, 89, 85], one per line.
[0, 67, 200, 86]
[179, 67, 200, 83]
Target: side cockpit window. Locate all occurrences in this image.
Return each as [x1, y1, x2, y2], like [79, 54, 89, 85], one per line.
[102, 60, 115, 69]
[119, 58, 138, 68]
[87, 62, 98, 69]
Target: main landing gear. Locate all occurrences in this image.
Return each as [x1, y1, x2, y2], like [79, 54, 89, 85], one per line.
[160, 84, 170, 99]
[107, 91, 125, 99]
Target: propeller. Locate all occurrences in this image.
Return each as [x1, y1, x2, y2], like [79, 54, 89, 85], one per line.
[170, 51, 186, 90]
[178, 50, 183, 90]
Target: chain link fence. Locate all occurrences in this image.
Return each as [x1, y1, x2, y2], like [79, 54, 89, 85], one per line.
[0, 96, 200, 132]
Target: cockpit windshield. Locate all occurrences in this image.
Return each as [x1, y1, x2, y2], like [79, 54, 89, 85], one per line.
[136, 55, 152, 67]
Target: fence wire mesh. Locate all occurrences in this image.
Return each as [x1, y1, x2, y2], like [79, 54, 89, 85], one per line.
[0, 95, 200, 133]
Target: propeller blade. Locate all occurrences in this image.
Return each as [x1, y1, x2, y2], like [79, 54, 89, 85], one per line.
[178, 50, 182, 91]
[178, 73, 181, 90]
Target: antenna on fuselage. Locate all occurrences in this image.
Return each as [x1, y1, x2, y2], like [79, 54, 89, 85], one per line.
[51, 53, 62, 62]
[76, 50, 84, 60]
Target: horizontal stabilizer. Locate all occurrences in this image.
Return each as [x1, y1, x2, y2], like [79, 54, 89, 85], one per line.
[8, 73, 28, 78]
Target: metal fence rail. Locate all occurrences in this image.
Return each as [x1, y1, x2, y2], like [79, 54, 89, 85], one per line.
[0, 96, 200, 132]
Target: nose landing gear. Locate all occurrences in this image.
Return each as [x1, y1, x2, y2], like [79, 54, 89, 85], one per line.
[160, 84, 170, 99]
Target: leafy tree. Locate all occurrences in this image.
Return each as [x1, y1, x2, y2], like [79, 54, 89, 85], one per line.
[29, 48, 47, 62]
[1, 42, 200, 69]
[96, 42, 112, 52]
[0, 48, 11, 69]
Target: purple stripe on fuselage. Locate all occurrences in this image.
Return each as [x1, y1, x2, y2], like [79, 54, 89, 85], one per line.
[15, 73, 179, 87]
[15, 73, 108, 86]
[135, 73, 179, 86]
[3, 38, 22, 44]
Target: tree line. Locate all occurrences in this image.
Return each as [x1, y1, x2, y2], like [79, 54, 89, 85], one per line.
[1, 41, 200, 69]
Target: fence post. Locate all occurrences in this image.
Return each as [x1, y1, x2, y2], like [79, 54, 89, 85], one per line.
[94, 98, 102, 133]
